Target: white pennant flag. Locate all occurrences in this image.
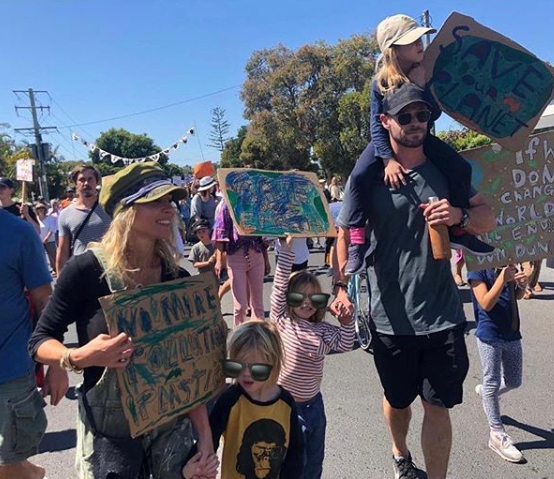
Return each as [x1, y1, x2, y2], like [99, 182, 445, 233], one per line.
[72, 133, 80, 141]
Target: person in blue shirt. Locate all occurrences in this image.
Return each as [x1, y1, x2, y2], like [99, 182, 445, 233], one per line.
[468, 265, 528, 464]
[0, 209, 66, 479]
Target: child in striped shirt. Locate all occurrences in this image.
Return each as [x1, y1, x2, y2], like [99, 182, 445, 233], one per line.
[270, 235, 355, 479]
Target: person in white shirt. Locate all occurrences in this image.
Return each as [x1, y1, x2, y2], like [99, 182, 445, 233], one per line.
[275, 237, 310, 272]
[35, 203, 57, 272]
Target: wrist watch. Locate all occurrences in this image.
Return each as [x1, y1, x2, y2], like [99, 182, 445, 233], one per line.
[457, 209, 470, 229]
[333, 281, 348, 291]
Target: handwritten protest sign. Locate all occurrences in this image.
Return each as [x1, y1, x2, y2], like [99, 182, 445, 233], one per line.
[98, 273, 227, 437]
[218, 168, 336, 237]
[463, 130, 554, 271]
[424, 12, 554, 151]
[16, 159, 35, 182]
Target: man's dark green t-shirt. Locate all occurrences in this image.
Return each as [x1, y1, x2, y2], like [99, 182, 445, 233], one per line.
[365, 160, 466, 335]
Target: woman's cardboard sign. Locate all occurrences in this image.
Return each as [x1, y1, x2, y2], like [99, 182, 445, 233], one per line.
[98, 273, 227, 437]
[424, 12, 554, 151]
[462, 131, 554, 271]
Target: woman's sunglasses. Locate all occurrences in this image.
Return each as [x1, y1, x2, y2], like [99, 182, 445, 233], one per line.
[285, 292, 330, 309]
[394, 109, 431, 126]
[223, 360, 273, 382]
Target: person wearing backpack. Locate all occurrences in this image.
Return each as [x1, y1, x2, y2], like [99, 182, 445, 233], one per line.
[56, 165, 111, 273]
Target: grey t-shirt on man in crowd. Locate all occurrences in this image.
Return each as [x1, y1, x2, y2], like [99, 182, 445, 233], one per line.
[58, 203, 111, 256]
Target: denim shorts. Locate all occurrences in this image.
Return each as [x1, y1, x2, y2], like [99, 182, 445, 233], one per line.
[0, 371, 47, 465]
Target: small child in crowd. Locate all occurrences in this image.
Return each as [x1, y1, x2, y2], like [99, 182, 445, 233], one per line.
[345, 13, 492, 274]
[468, 264, 528, 463]
[206, 320, 304, 479]
[271, 235, 354, 479]
[188, 219, 217, 275]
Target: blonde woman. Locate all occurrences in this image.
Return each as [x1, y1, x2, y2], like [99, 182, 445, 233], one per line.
[29, 162, 217, 479]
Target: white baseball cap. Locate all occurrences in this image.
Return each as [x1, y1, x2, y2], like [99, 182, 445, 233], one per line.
[376, 14, 436, 52]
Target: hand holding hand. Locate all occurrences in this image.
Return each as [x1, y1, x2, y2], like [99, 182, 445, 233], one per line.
[329, 288, 354, 323]
[383, 158, 408, 190]
[72, 332, 134, 369]
[421, 199, 462, 227]
[182, 452, 219, 479]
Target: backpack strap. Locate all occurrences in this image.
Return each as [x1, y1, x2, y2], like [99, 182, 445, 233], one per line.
[89, 246, 126, 293]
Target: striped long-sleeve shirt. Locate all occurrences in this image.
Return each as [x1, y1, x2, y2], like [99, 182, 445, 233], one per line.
[270, 250, 355, 402]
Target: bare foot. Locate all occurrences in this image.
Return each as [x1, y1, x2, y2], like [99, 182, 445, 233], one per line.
[533, 283, 543, 293]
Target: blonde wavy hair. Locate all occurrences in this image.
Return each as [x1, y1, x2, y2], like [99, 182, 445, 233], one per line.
[88, 206, 179, 287]
[375, 46, 411, 94]
[229, 320, 284, 384]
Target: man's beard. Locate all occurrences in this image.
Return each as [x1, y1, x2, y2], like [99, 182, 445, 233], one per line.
[392, 128, 427, 148]
[81, 188, 95, 198]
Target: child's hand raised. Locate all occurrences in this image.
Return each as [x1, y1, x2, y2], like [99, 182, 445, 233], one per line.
[279, 234, 294, 252]
[384, 158, 408, 190]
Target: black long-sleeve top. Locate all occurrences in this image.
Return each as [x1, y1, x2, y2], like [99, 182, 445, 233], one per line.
[28, 250, 188, 392]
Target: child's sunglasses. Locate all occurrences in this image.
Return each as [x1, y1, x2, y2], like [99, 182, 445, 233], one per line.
[223, 360, 273, 382]
[394, 109, 431, 126]
[285, 292, 330, 309]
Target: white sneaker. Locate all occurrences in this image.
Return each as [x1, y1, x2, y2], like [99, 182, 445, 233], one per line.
[475, 384, 482, 396]
[489, 432, 524, 463]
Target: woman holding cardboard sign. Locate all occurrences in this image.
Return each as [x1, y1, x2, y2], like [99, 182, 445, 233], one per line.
[29, 163, 218, 479]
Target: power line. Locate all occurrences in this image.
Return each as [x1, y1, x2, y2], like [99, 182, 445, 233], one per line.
[56, 84, 242, 129]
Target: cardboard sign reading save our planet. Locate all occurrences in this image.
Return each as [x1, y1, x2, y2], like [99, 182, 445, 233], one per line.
[424, 12, 554, 151]
[462, 130, 554, 271]
[98, 273, 227, 437]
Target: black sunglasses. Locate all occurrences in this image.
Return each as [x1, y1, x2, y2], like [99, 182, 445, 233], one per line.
[223, 360, 273, 382]
[285, 292, 330, 309]
[394, 110, 431, 126]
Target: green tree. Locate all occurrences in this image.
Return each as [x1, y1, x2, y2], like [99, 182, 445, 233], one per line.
[240, 35, 378, 177]
[220, 125, 247, 167]
[208, 107, 231, 152]
[437, 127, 492, 152]
[89, 128, 168, 167]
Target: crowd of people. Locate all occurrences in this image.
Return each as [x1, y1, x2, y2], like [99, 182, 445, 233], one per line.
[1, 12, 553, 479]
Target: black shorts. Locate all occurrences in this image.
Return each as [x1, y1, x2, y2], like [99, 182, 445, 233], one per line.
[372, 324, 469, 409]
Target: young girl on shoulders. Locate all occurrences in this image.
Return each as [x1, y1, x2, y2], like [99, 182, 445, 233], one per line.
[193, 320, 304, 479]
[271, 235, 355, 479]
[345, 14, 490, 274]
[468, 264, 528, 463]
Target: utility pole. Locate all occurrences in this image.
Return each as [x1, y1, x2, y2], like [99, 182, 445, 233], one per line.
[13, 88, 57, 201]
[422, 10, 432, 48]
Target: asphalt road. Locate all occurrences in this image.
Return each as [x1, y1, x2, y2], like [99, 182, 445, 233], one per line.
[34, 248, 554, 479]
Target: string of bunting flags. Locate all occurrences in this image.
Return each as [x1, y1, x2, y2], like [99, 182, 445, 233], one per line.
[71, 127, 195, 165]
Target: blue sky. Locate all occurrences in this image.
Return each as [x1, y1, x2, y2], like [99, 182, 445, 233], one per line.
[2, 0, 553, 167]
